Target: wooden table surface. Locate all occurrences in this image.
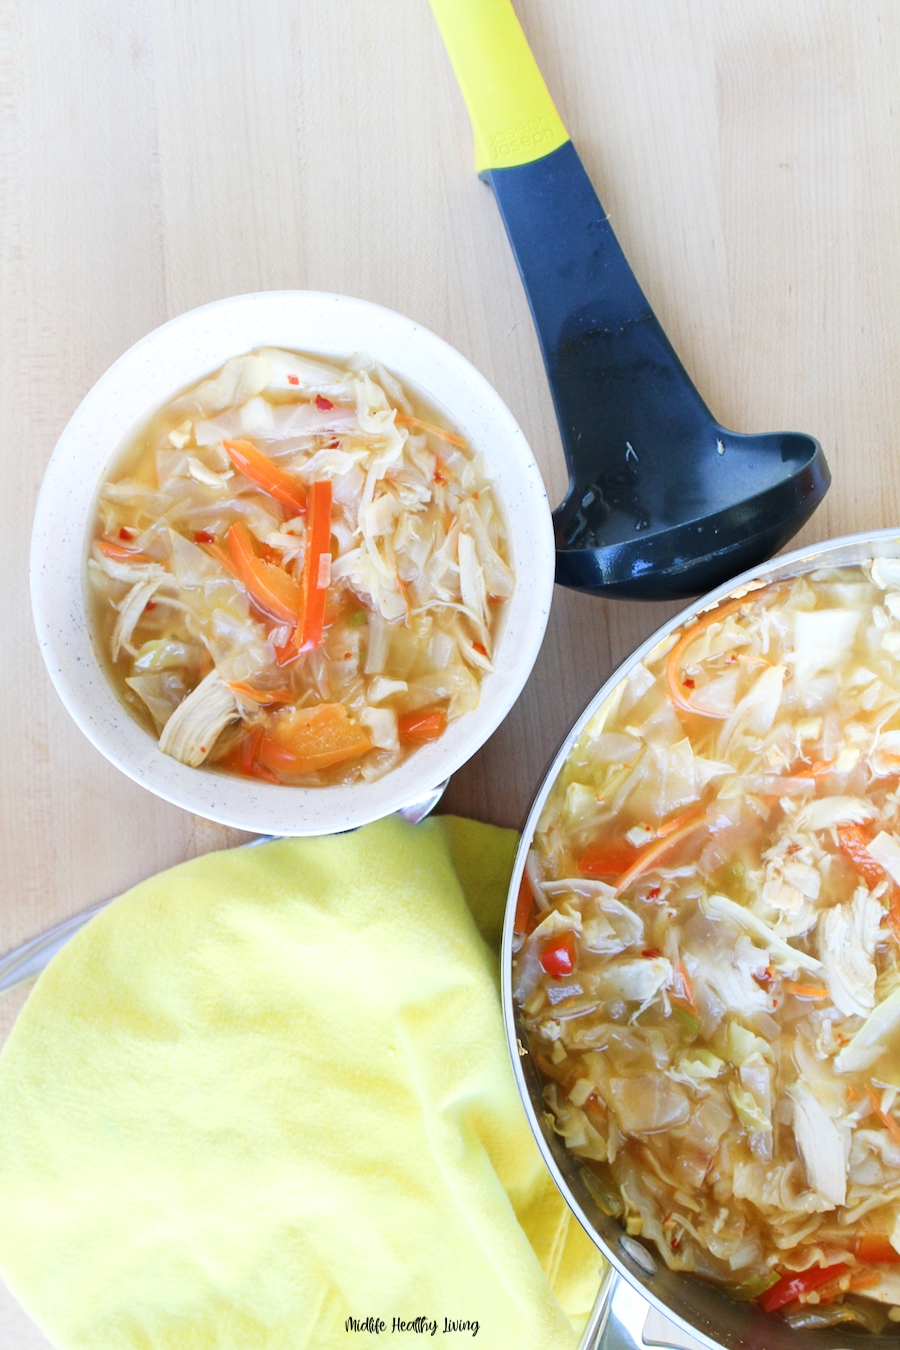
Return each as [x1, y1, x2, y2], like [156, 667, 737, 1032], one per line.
[3, 0, 900, 1341]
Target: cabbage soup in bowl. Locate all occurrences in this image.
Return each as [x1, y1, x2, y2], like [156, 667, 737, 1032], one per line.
[32, 292, 554, 834]
[88, 346, 513, 787]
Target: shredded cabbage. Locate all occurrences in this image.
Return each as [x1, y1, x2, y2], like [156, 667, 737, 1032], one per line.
[88, 349, 513, 784]
[515, 565, 900, 1324]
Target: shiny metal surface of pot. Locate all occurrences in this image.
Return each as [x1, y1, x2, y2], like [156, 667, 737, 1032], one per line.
[501, 528, 900, 1350]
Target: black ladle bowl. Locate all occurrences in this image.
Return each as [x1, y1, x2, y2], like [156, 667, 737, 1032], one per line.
[485, 144, 829, 600]
[428, 0, 830, 601]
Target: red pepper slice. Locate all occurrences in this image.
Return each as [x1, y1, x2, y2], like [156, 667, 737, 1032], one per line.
[296, 479, 333, 652]
[97, 538, 153, 563]
[539, 931, 577, 980]
[758, 1263, 850, 1313]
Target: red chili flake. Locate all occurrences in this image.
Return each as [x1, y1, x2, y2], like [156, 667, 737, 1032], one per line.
[194, 530, 216, 544]
[646, 886, 661, 900]
[642, 948, 662, 959]
[287, 374, 300, 386]
[315, 394, 334, 411]
[670, 1236, 682, 1252]
[683, 677, 696, 689]
[434, 468, 448, 486]
[119, 526, 135, 541]
[144, 600, 157, 612]
[343, 652, 351, 660]
[326, 438, 340, 449]
[472, 642, 488, 656]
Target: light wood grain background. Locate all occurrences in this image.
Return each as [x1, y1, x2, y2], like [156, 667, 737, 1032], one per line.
[3, 0, 900, 1342]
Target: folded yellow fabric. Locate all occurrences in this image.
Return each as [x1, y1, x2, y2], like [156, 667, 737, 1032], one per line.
[0, 815, 601, 1348]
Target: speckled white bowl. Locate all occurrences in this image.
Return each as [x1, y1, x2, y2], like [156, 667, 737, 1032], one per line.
[31, 292, 555, 835]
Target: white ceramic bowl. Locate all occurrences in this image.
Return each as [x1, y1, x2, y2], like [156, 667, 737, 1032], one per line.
[31, 292, 555, 834]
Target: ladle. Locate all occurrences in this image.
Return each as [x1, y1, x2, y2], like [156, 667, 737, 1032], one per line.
[429, 0, 830, 600]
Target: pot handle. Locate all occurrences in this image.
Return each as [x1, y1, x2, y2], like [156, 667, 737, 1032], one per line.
[577, 1267, 687, 1350]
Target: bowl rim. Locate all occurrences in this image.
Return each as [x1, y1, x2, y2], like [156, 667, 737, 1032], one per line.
[31, 290, 555, 835]
[500, 525, 900, 1350]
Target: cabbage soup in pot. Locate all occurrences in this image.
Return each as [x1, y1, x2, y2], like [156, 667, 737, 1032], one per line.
[514, 564, 900, 1333]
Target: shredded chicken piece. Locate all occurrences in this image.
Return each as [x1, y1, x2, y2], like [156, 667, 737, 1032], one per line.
[817, 889, 883, 1017]
[158, 671, 239, 766]
[358, 705, 398, 751]
[111, 579, 163, 661]
[789, 1084, 848, 1207]
[600, 956, 672, 1006]
[457, 531, 489, 634]
[796, 796, 878, 832]
[759, 836, 822, 937]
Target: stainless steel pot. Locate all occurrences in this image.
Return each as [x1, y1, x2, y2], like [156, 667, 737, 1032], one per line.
[501, 528, 900, 1350]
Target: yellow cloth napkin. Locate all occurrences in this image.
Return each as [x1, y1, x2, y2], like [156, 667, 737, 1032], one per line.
[0, 815, 601, 1348]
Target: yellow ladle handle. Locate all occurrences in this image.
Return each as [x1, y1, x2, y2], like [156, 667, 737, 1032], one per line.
[428, 0, 569, 173]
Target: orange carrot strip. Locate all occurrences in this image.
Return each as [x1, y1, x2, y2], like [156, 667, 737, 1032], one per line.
[836, 823, 887, 888]
[225, 522, 303, 625]
[848, 1270, 883, 1292]
[785, 983, 830, 1000]
[228, 681, 294, 707]
[97, 538, 153, 562]
[297, 479, 333, 652]
[223, 438, 306, 515]
[867, 1084, 900, 1148]
[888, 886, 900, 945]
[614, 816, 706, 895]
[514, 872, 534, 935]
[584, 1094, 608, 1131]
[396, 575, 412, 627]
[665, 593, 764, 717]
[199, 540, 239, 578]
[395, 415, 466, 448]
[240, 726, 264, 774]
[657, 810, 699, 838]
[676, 961, 698, 1015]
[855, 1234, 900, 1265]
[274, 630, 300, 667]
[398, 708, 448, 744]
